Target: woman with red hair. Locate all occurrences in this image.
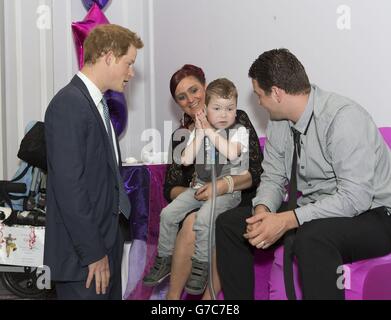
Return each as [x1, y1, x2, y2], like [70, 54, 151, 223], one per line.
[145, 64, 263, 299]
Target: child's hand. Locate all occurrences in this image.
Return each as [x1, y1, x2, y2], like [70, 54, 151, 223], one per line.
[196, 110, 212, 130]
[194, 114, 205, 139]
[195, 113, 203, 129]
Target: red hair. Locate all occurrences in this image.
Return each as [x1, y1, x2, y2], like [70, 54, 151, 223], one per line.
[169, 64, 206, 100]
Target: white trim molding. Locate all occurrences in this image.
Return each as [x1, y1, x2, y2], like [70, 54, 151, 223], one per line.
[147, 0, 156, 132]
[38, 0, 54, 120]
[14, 0, 24, 148]
[0, 0, 6, 178]
[65, 0, 73, 81]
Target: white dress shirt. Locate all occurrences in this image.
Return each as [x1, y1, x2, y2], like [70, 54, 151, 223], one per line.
[253, 84, 391, 224]
[77, 71, 119, 164]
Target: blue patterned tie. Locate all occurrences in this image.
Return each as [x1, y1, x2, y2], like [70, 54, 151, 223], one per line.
[101, 98, 131, 219]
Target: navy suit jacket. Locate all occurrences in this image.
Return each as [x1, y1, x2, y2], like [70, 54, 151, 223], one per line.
[44, 75, 122, 281]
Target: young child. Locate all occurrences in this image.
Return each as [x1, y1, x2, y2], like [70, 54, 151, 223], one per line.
[143, 78, 249, 294]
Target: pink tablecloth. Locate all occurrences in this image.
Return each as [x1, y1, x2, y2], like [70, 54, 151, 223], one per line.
[121, 164, 168, 300]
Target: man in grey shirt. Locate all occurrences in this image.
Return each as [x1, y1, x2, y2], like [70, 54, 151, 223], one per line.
[216, 48, 391, 299]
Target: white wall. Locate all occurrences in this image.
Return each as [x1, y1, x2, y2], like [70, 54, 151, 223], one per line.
[0, 0, 5, 178]
[1, 0, 391, 178]
[153, 0, 391, 139]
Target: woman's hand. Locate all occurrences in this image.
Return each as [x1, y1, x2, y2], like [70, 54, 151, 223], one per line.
[194, 179, 229, 201]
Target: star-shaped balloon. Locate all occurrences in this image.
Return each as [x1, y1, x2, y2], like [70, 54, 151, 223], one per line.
[71, 3, 128, 137]
[82, 0, 110, 11]
[72, 4, 109, 70]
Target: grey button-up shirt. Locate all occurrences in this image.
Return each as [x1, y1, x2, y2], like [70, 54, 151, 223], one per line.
[253, 85, 391, 225]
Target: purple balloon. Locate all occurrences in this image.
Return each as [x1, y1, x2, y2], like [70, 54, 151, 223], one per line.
[104, 90, 128, 137]
[72, 3, 128, 136]
[82, 0, 110, 11]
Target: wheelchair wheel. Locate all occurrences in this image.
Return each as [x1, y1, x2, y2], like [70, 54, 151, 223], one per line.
[0, 267, 55, 299]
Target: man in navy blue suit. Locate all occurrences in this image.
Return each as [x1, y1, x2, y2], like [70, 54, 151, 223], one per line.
[44, 24, 143, 299]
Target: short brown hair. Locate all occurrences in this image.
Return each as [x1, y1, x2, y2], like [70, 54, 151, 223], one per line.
[248, 48, 310, 95]
[84, 24, 143, 65]
[205, 78, 238, 105]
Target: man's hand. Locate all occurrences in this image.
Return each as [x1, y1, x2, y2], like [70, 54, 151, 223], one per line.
[194, 179, 229, 201]
[244, 209, 299, 249]
[246, 204, 270, 234]
[86, 255, 110, 295]
[254, 204, 270, 215]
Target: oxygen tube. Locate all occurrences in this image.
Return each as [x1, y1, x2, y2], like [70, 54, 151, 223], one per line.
[205, 137, 217, 300]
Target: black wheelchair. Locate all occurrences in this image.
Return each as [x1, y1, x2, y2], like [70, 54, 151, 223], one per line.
[0, 121, 54, 299]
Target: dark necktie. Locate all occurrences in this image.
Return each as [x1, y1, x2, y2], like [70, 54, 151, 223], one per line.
[101, 98, 131, 219]
[283, 127, 301, 300]
[287, 128, 301, 210]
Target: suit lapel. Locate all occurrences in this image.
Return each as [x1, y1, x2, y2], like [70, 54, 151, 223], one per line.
[70, 76, 118, 176]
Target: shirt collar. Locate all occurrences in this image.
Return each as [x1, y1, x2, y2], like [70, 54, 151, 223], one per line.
[77, 71, 103, 107]
[290, 86, 314, 135]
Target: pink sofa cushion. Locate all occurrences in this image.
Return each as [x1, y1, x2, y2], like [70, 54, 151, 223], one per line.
[379, 127, 391, 148]
[267, 246, 391, 300]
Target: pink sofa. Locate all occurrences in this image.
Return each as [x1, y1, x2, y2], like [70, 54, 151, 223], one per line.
[253, 127, 391, 300]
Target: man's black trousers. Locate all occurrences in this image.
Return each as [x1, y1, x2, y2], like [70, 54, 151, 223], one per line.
[216, 206, 391, 300]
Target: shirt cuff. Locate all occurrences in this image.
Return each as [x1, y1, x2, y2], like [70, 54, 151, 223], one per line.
[293, 205, 314, 225]
[292, 209, 300, 226]
[252, 198, 278, 213]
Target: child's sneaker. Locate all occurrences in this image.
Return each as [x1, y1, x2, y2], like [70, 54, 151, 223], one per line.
[143, 255, 172, 286]
[184, 258, 208, 295]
